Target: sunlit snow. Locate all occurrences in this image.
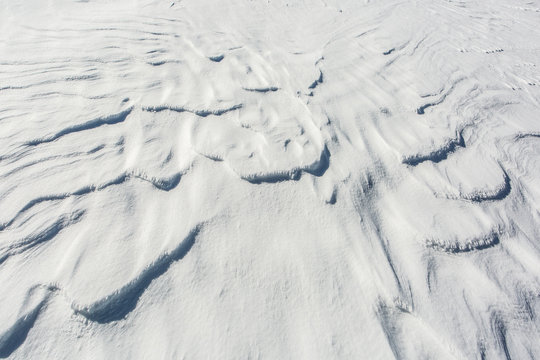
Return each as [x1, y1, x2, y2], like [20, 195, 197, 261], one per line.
[1, 0, 540, 358]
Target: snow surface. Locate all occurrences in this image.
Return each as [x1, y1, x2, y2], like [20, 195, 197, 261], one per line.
[1, 0, 540, 358]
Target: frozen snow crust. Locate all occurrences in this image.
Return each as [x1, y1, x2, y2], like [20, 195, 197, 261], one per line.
[1, 0, 540, 358]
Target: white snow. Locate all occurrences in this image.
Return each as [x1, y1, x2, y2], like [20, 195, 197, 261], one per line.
[1, 0, 540, 358]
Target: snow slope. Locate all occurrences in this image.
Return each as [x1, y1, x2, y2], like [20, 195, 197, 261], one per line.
[1, 0, 540, 358]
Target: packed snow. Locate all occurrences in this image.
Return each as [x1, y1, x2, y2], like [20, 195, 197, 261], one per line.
[1, 0, 540, 358]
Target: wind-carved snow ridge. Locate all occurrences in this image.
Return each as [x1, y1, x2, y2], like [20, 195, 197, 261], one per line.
[308, 71, 324, 90]
[72, 225, 201, 323]
[0, 285, 58, 359]
[402, 131, 465, 166]
[0, 171, 183, 231]
[241, 145, 330, 184]
[516, 133, 540, 139]
[0, 210, 85, 265]
[307, 70, 324, 96]
[461, 167, 512, 202]
[242, 87, 279, 93]
[426, 228, 503, 254]
[24, 108, 134, 147]
[0, 224, 200, 355]
[0, 301, 44, 358]
[416, 78, 464, 115]
[142, 104, 243, 117]
[0, 302, 43, 358]
[208, 55, 224, 62]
